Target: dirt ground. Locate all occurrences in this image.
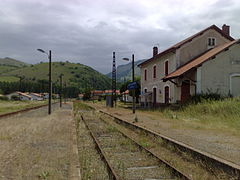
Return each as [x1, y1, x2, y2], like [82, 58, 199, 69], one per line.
[0, 103, 73, 180]
[89, 102, 240, 166]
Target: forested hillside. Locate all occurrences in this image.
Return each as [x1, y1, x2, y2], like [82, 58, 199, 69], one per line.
[0, 60, 111, 97]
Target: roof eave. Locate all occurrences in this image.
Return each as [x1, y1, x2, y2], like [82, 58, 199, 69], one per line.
[162, 40, 239, 81]
[138, 48, 175, 67]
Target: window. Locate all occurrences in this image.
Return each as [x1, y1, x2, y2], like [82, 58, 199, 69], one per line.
[144, 88, 147, 93]
[144, 69, 147, 81]
[153, 65, 156, 78]
[208, 37, 216, 46]
[164, 60, 169, 76]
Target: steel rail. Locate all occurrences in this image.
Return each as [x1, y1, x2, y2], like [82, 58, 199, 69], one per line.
[99, 116, 191, 180]
[99, 110, 240, 179]
[80, 115, 121, 180]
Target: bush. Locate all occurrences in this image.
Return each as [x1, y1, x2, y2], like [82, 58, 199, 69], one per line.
[83, 88, 91, 100]
[187, 93, 224, 105]
[75, 74, 80, 78]
[11, 95, 20, 101]
[0, 96, 9, 101]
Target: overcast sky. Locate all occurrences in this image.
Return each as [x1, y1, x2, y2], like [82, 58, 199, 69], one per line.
[0, 0, 239, 73]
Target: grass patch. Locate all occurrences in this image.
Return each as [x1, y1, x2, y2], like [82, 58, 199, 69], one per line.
[139, 137, 151, 148]
[0, 100, 47, 115]
[119, 138, 137, 152]
[0, 76, 19, 82]
[162, 97, 240, 133]
[106, 125, 118, 133]
[73, 101, 94, 111]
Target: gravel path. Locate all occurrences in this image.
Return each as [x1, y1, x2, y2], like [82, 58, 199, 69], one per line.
[0, 103, 72, 180]
[90, 103, 240, 166]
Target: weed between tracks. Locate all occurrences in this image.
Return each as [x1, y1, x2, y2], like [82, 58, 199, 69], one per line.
[74, 102, 238, 179]
[74, 112, 109, 180]
[74, 102, 176, 179]
[99, 112, 236, 180]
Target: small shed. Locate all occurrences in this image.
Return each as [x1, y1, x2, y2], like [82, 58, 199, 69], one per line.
[28, 93, 43, 101]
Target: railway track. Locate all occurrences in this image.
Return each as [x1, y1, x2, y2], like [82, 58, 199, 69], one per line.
[0, 102, 58, 119]
[98, 109, 240, 180]
[76, 110, 192, 180]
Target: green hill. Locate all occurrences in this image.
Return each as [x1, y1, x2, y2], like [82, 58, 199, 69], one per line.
[0, 57, 29, 75]
[0, 66, 19, 75]
[2, 61, 111, 90]
[0, 57, 28, 67]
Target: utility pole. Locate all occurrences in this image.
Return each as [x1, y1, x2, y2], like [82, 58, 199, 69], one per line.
[48, 50, 52, 115]
[112, 52, 116, 107]
[132, 54, 135, 114]
[59, 74, 63, 108]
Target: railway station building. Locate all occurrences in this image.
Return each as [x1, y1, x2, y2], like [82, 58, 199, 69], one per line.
[139, 24, 240, 106]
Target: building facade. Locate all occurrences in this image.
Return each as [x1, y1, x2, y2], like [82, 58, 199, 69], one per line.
[139, 24, 240, 106]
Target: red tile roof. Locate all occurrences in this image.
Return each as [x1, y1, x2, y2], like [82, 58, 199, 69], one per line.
[17, 92, 32, 99]
[138, 25, 234, 67]
[104, 90, 120, 94]
[91, 90, 104, 94]
[163, 40, 239, 81]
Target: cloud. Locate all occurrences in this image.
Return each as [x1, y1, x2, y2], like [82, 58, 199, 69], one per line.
[0, 0, 239, 73]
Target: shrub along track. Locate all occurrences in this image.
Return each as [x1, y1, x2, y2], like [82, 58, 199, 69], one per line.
[76, 109, 191, 180]
[98, 109, 240, 180]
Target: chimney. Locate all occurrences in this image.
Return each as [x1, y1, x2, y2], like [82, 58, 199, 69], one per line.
[222, 24, 230, 36]
[153, 46, 158, 57]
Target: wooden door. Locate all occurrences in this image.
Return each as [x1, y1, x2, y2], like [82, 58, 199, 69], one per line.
[164, 86, 169, 104]
[181, 81, 190, 102]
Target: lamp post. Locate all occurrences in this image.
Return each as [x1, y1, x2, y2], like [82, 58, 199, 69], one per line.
[37, 49, 52, 115]
[123, 54, 135, 114]
[59, 74, 63, 108]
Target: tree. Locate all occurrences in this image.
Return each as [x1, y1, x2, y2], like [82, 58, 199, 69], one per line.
[83, 88, 92, 100]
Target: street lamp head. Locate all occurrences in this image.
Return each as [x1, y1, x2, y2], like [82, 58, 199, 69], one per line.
[122, 58, 130, 61]
[37, 49, 46, 53]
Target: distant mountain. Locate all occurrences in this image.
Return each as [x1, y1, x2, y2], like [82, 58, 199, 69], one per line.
[0, 57, 29, 67]
[2, 61, 111, 90]
[106, 59, 146, 81]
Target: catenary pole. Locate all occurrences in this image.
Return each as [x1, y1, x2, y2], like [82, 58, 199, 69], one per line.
[132, 54, 135, 114]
